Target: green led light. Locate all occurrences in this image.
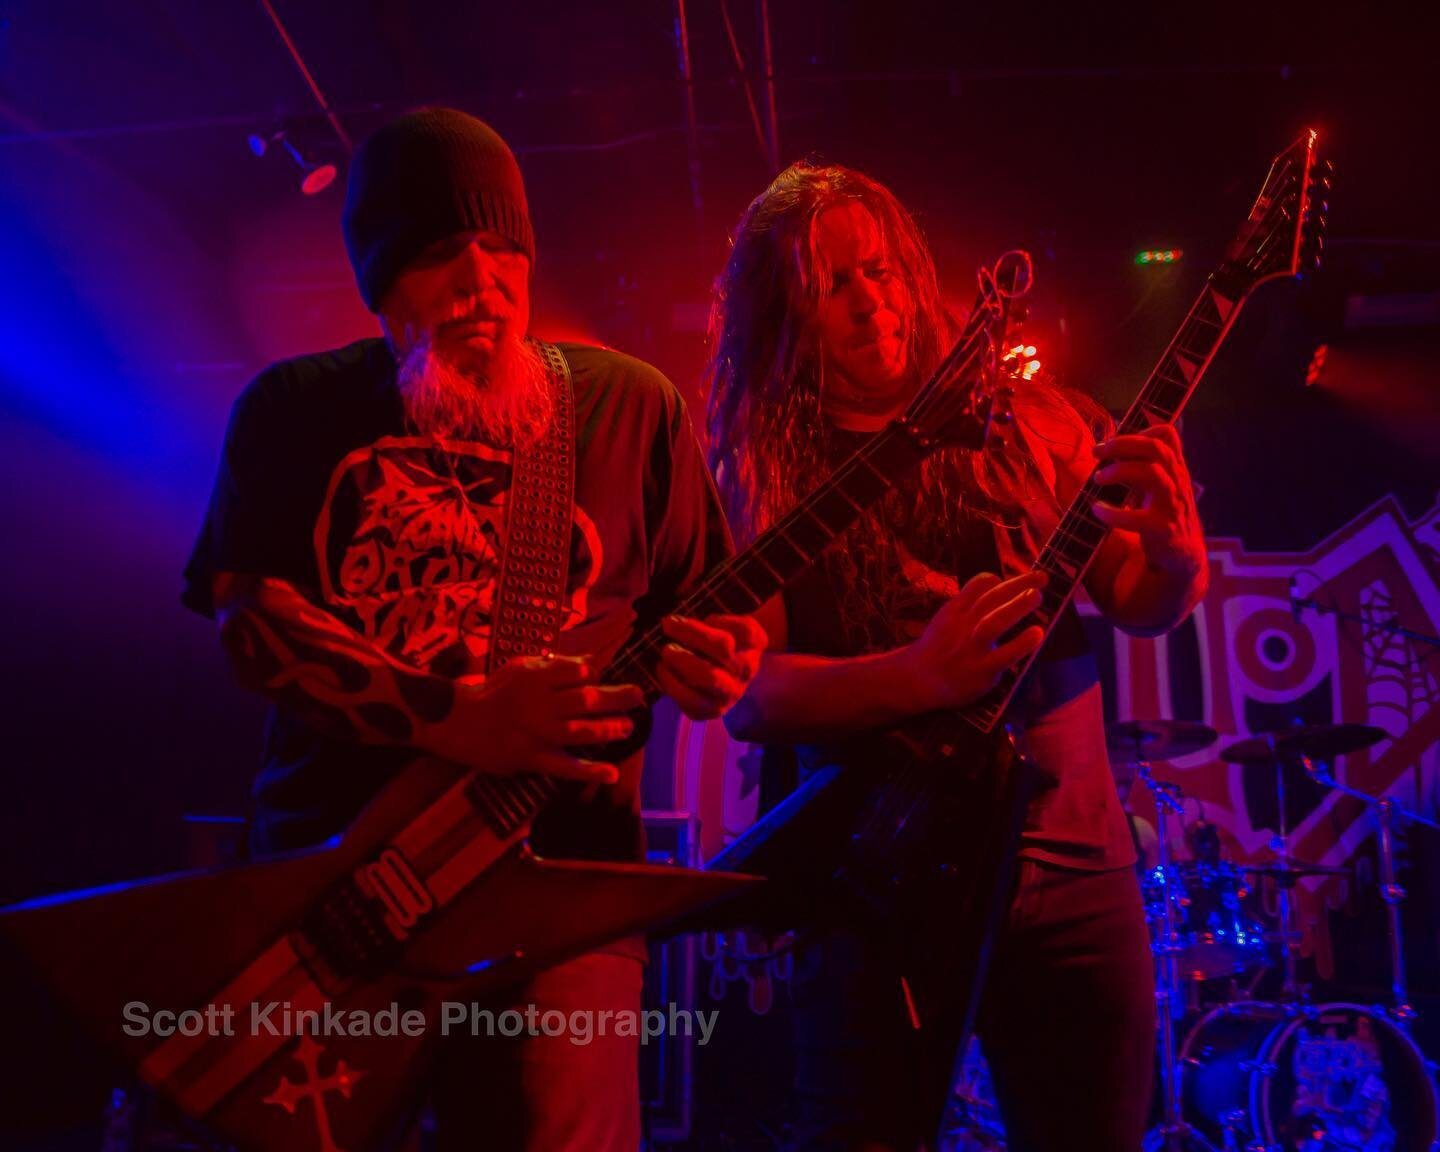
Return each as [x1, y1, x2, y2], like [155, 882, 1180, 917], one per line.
[1135, 248, 1183, 265]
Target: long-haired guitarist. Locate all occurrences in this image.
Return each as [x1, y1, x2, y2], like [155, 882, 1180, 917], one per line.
[182, 107, 765, 1151]
[707, 162, 1209, 1150]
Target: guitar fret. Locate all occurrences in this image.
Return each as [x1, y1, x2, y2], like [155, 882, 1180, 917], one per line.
[466, 776, 524, 833]
[1144, 389, 1184, 420]
[1156, 358, 1192, 384]
[494, 777, 534, 820]
[514, 776, 550, 805]
[758, 531, 811, 573]
[744, 547, 787, 585]
[708, 578, 758, 615]
[1048, 526, 1087, 560]
[852, 450, 891, 483]
[1180, 321, 1221, 358]
[808, 483, 868, 533]
[1139, 397, 1172, 424]
[1038, 550, 1078, 581]
[784, 509, 835, 556]
[1062, 507, 1104, 540]
[1050, 534, 1091, 568]
[1039, 542, 1072, 567]
[1148, 372, 1189, 408]
[717, 564, 766, 610]
[497, 780, 533, 823]
[832, 484, 868, 516]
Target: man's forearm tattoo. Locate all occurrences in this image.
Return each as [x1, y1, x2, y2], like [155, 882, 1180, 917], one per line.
[217, 577, 456, 746]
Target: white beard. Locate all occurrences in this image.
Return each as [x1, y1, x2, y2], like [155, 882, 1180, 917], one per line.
[395, 334, 553, 450]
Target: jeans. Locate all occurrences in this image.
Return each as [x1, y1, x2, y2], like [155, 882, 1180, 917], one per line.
[789, 860, 1155, 1151]
[430, 951, 644, 1152]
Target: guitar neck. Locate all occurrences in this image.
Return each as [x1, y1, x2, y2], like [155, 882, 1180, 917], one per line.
[608, 296, 1001, 696]
[959, 263, 1251, 734]
[607, 422, 929, 696]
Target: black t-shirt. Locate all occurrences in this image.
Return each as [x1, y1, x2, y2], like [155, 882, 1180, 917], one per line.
[184, 338, 731, 861]
[779, 426, 1135, 872]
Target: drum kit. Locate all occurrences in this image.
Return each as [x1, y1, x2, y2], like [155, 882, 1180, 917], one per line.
[947, 720, 1440, 1152]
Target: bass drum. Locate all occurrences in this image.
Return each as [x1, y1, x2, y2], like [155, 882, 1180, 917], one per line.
[1181, 1001, 1438, 1151]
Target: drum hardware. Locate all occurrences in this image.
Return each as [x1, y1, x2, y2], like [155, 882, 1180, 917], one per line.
[1297, 755, 1440, 1028]
[1217, 724, 1389, 768]
[1173, 726, 1440, 1150]
[1108, 720, 1220, 765]
[1146, 858, 1271, 984]
[1217, 728, 1386, 1004]
[946, 720, 1440, 1150]
[1138, 761, 1213, 1152]
[1289, 580, 1440, 655]
[1242, 863, 1351, 879]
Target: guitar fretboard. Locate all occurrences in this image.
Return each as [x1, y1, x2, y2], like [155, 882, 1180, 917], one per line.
[957, 266, 1248, 736]
[608, 404, 945, 699]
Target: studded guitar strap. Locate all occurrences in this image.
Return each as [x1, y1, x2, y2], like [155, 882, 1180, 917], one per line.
[486, 340, 576, 672]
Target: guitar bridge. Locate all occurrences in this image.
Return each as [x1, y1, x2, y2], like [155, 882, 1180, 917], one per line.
[295, 847, 434, 986]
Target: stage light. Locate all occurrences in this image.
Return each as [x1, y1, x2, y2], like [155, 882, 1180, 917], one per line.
[1135, 249, 1183, 265]
[1002, 342, 1043, 381]
[1304, 343, 1329, 387]
[248, 130, 337, 196]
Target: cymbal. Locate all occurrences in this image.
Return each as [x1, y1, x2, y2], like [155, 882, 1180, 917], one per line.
[1220, 723, 1387, 766]
[1106, 720, 1219, 762]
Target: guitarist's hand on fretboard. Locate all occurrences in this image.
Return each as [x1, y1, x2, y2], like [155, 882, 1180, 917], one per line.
[1081, 424, 1210, 636]
[901, 570, 1048, 712]
[1091, 425, 1206, 580]
[425, 656, 642, 783]
[654, 613, 768, 722]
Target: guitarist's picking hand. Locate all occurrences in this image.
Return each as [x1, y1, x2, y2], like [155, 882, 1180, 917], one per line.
[902, 571, 1047, 711]
[426, 656, 644, 784]
[656, 614, 768, 722]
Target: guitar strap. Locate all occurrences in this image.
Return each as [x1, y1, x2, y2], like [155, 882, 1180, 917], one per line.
[487, 340, 577, 673]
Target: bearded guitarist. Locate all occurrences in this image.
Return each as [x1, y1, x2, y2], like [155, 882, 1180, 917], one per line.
[182, 107, 766, 1151]
[706, 163, 1209, 1150]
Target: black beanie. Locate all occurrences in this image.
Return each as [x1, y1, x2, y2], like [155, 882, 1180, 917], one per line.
[342, 108, 535, 312]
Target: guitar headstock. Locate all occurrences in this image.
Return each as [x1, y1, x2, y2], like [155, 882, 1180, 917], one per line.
[897, 250, 1033, 452]
[1227, 128, 1331, 289]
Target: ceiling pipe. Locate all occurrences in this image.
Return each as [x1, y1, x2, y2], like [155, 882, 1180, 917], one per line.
[257, 0, 353, 155]
[758, 0, 780, 173]
[672, 0, 705, 234]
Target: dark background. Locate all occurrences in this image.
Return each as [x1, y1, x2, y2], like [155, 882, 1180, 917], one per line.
[1, 0, 1436, 1142]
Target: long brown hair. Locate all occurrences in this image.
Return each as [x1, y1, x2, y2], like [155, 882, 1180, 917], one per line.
[704, 161, 1108, 641]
